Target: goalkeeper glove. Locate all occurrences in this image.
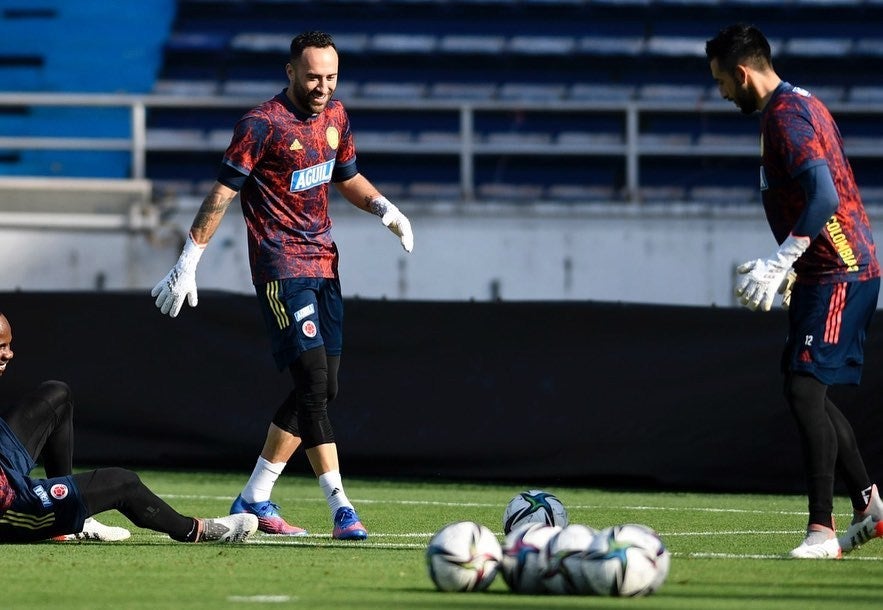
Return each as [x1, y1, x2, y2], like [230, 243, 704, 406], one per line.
[734, 234, 809, 312]
[778, 268, 798, 310]
[369, 196, 414, 252]
[151, 233, 205, 318]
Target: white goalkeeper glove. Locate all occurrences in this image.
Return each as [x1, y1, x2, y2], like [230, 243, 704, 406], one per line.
[151, 233, 205, 318]
[778, 268, 798, 310]
[369, 196, 414, 252]
[734, 234, 809, 312]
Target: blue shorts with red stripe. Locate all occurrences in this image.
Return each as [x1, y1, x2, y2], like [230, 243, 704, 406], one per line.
[255, 277, 344, 370]
[783, 278, 880, 385]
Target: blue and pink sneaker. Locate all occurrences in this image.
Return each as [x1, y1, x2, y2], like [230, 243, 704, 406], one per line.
[332, 506, 368, 540]
[230, 495, 307, 536]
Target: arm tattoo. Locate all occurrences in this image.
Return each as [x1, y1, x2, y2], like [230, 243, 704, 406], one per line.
[192, 191, 233, 234]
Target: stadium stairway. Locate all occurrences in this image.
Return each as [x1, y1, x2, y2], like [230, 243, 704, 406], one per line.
[0, 0, 176, 177]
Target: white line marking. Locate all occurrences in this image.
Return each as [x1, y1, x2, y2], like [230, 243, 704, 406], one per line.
[227, 595, 295, 603]
[679, 551, 883, 561]
[662, 530, 802, 536]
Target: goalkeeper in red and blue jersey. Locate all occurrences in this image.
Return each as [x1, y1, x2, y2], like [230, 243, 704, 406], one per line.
[706, 24, 883, 559]
[151, 32, 414, 540]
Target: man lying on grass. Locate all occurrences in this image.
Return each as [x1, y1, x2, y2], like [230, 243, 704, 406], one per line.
[0, 312, 256, 544]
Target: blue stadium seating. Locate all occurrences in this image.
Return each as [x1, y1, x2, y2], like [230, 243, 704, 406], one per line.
[0, 0, 175, 177]
[4, 0, 883, 200]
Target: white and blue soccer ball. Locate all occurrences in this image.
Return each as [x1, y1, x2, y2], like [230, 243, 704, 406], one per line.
[426, 521, 502, 592]
[542, 523, 598, 595]
[580, 523, 670, 597]
[502, 489, 569, 535]
[500, 523, 561, 594]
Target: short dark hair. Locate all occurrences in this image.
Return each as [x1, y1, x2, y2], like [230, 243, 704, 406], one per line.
[290, 31, 336, 60]
[705, 24, 772, 75]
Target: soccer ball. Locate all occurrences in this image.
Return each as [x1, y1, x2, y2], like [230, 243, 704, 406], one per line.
[542, 523, 597, 595]
[426, 521, 502, 592]
[580, 523, 670, 597]
[500, 523, 561, 594]
[502, 489, 568, 535]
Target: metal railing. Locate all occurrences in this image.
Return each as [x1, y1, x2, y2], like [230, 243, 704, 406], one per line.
[2, 92, 883, 203]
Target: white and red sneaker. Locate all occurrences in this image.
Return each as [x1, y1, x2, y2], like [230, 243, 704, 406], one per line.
[839, 483, 883, 553]
[789, 524, 842, 559]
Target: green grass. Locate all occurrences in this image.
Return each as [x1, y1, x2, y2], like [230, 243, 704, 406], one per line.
[4, 470, 882, 609]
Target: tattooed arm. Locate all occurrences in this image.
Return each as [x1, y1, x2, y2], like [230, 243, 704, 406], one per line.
[189, 182, 238, 246]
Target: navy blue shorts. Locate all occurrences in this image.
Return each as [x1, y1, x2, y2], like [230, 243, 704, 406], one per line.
[783, 278, 880, 385]
[256, 277, 344, 370]
[0, 419, 88, 542]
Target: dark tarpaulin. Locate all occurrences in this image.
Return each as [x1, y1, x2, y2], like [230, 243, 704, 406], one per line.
[1, 291, 881, 494]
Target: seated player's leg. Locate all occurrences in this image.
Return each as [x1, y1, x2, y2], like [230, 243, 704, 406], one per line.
[0, 393, 116, 542]
[75, 468, 257, 543]
[3, 380, 73, 477]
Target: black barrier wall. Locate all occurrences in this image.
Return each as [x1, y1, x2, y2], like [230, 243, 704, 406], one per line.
[1, 291, 881, 494]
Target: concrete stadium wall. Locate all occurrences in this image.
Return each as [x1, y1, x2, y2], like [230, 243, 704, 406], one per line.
[1, 292, 882, 494]
[4, 198, 883, 308]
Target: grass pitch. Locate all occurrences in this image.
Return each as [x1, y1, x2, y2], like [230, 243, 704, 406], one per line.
[4, 470, 882, 609]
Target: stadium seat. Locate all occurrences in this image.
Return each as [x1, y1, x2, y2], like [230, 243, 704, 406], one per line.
[497, 82, 568, 101]
[847, 85, 883, 104]
[331, 81, 360, 101]
[635, 185, 687, 203]
[333, 33, 371, 55]
[577, 36, 645, 56]
[506, 35, 576, 55]
[415, 131, 462, 146]
[437, 34, 507, 54]
[853, 38, 883, 57]
[220, 80, 282, 97]
[859, 186, 883, 205]
[146, 129, 206, 151]
[843, 136, 883, 154]
[567, 83, 636, 101]
[545, 184, 618, 202]
[688, 186, 756, 204]
[207, 129, 235, 150]
[428, 82, 498, 100]
[783, 37, 852, 57]
[477, 183, 544, 201]
[801, 85, 846, 104]
[644, 36, 707, 57]
[407, 181, 463, 200]
[482, 132, 554, 147]
[655, 0, 720, 5]
[353, 131, 414, 146]
[359, 81, 428, 100]
[165, 31, 229, 52]
[153, 79, 218, 96]
[369, 34, 437, 54]
[695, 133, 758, 150]
[590, 0, 652, 6]
[638, 84, 705, 102]
[370, 181, 407, 199]
[792, 0, 861, 6]
[555, 131, 624, 150]
[229, 33, 290, 53]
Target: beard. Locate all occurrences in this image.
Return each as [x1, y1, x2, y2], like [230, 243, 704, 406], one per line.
[732, 85, 759, 115]
[291, 81, 333, 115]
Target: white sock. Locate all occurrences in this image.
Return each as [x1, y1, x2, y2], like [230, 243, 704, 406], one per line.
[318, 470, 352, 518]
[241, 457, 286, 504]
